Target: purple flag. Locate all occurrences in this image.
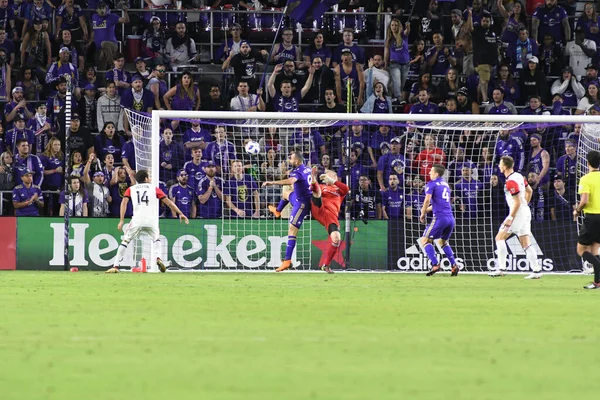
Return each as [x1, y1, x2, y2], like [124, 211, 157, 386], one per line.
[288, 0, 339, 23]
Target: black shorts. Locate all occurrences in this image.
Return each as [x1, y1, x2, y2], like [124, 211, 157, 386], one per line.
[578, 214, 600, 246]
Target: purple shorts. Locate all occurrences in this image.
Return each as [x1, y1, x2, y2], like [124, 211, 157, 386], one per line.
[423, 215, 455, 241]
[288, 191, 311, 228]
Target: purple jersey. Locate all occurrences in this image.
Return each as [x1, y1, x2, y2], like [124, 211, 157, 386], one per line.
[39, 154, 64, 188]
[106, 68, 131, 97]
[4, 101, 33, 130]
[225, 174, 257, 215]
[488, 102, 512, 115]
[390, 36, 410, 64]
[288, 130, 325, 165]
[13, 154, 43, 186]
[332, 44, 366, 65]
[95, 134, 125, 164]
[274, 44, 298, 63]
[383, 187, 404, 218]
[290, 164, 312, 203]
[373, 98, 390, 114]
[183, 160, 207, 192]
[57, 4, 84, 31]
[532, 5, 568, 43]
[171, 84, 198, 111]
[304, 46, 331, 63]
[205, 141, 236, 175]
[406, 192, 425, 215]
[272, 92, 301, 112]
[120, 88, 154, 113]
[556, 154, 577, 187]
[528, 149, 549, 185]
[168, 183, 195, 218]
[495, 135, 525, 172]
[197, 176, 223, 218]
[338, 163, 366, 189]
[121, 141, 135, 170]
[12, 184, 43, 216]
[159, 141, 184, 182]
[377, 153, 406, 187]
[425, 177, 453, 217]
[501, 15, 522, 45]
[182, 126, 211, 161]
[6, 128, 35, 155]
[92, 13, 120, 48]
[578, 16, 600, 48]
[425, 46, 454, 75]
[454, 178, 484, 219]
[109, 179, 133, 217]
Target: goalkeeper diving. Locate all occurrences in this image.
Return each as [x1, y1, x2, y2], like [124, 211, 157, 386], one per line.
[310, 168, 350, 273]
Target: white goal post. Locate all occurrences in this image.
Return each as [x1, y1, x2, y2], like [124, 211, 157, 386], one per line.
[124, 109, 600, 273]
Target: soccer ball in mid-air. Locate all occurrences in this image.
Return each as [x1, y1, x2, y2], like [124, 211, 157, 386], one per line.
[245, 140, 260, 155]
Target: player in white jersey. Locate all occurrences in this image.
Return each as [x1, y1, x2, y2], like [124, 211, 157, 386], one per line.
[489, 156, 543, 279]
[106, 170, 189, 273]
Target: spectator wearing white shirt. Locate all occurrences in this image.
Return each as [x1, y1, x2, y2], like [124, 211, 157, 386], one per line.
[565, 26, 597, 78]
[551, 66, 585, 107]
[230, 81, 265, 112]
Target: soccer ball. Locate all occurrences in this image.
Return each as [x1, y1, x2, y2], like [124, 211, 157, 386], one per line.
[245, 140, 260, 155]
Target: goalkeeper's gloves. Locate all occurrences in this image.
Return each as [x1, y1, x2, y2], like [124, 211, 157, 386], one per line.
[320, 174, 336, 185]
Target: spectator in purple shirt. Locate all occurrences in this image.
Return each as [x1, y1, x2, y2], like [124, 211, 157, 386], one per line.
[12, 168, 43, 216]
[224, 159, 260, 218]
[332, 28, 366, 68]
[197, 161, 223, 219]
[159, 127, 184, 183]
[90, 2, 130, 69]
[288, 127, 326, 166]
[532, 0, 571, 45]
[120, 75, 154, 135]
[205, 126, 236, 177]
[303, 32, 331, 67]
[168, 170, 196, 218]
[267, 63, 314, 112]
[425, 31, 457, 76]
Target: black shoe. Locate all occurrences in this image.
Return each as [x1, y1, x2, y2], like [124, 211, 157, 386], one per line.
[583, 282, 600, 289]
[157, 258, 167, 273]
[426, 265, 440, 276]
[451, 265, 459, 276]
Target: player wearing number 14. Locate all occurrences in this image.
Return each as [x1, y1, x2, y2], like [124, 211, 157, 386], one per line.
[419, 165, 460, 277]
[106, 170, 189, 273]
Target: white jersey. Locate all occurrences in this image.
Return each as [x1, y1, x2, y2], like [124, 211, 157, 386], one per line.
[125, 183, 166, 229]
[504, 172, 531, 218]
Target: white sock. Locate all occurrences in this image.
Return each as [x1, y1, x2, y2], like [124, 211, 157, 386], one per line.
[114, 243, 128, 267]
[496, 240, 507, 271]
[525, 244, 541, 272]
[154, 239, 162, 261]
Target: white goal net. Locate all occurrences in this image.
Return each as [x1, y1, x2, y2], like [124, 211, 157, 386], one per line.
[121, 111, 600, 273]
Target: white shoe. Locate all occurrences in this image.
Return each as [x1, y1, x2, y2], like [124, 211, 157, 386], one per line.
[488, 270, 506, 277]
[524, 272, 542, 280]
[583, 263, 594, 275]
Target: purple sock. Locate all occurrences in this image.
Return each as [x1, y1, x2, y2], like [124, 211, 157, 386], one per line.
[423, 243, 439, 266]
[277, 199, 289, 213]
[285, 236, 296, 260]
[442, 244, 456, 265]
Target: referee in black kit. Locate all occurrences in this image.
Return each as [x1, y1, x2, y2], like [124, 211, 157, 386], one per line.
[574, 151, 600, 289]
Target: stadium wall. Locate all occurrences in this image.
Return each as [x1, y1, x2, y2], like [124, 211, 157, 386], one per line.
[8, 218, 578, 271]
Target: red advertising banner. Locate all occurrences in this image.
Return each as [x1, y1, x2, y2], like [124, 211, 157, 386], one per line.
[0, 217, 16, 270]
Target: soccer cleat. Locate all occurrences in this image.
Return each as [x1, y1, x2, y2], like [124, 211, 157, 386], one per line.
[156, 258, 166, 273]
[320, 265, 334, 274]
[268, 205, 281, 218]
[426, 265, 441, 276]
[524, 272, 542, 280]
[451, 265, 459, 276]
[275, 260, 292, 272]
[584, 282, 600, 289]
[105, 267, 119, 274]
[488, 270, 506, 277]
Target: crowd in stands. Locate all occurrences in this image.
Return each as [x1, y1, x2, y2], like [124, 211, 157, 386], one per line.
[0, 0, 593, 225]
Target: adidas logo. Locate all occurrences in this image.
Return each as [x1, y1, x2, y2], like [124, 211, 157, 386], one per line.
[487, 236, 554, 271]
[396, 244, 465, 271]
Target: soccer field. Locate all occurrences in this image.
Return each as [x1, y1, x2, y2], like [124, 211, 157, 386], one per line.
[1, 272, 597, 400]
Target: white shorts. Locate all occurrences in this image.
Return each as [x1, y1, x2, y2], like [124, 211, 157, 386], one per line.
[122, 224, 160, 243]
[499, 213, 531, 237]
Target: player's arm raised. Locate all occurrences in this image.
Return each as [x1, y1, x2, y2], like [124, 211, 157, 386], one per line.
[262, 176, 297, 187]
[161, 197, 190, 224]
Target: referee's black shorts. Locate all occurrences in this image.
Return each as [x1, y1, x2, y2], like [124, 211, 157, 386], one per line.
[578, 214, 600, 246]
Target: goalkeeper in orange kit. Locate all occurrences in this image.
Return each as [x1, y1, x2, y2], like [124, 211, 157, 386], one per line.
[310, 167, 350, 273]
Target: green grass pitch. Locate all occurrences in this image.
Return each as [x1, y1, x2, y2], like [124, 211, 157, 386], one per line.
[1, 272, 599, 400]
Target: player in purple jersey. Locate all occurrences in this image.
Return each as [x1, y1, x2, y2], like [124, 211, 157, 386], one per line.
[420, 165, 460, 276]
[264, 151, 313, 272]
